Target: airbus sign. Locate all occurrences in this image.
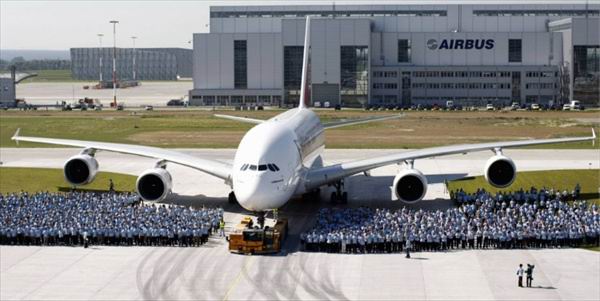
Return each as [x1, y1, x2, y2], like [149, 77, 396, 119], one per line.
[427, 39, 495, 50]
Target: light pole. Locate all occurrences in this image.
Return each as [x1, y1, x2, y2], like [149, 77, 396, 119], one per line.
[97, 34, 104, 82]
[109, 20, 119, 107]
[131, 36, 137, 81]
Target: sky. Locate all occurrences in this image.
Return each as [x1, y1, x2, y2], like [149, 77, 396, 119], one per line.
[1, 0, 597, 50]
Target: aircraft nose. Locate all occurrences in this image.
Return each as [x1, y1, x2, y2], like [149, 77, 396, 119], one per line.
[234, 176, 288, 211]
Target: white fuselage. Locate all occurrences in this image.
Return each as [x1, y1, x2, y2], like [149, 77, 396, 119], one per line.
[232, 108, 324, 211]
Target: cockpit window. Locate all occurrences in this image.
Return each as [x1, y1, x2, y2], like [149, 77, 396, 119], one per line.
[242, 163, 279, 172]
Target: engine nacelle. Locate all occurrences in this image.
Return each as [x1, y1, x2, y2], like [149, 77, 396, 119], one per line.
[63, 154, 99, 186]
[136, 168, 173, 201]
[392, 169, 428, 203]
[484, 155, 516, 188]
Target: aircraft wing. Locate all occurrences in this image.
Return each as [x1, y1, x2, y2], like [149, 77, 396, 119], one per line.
[323, 114, 403, 129]
[214, 114, 265, 124]
[304, 129, 596, 190]
[11, 129, 232, 181]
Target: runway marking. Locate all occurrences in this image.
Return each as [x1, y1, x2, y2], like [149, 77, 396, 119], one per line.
[221, 255, 256, 301]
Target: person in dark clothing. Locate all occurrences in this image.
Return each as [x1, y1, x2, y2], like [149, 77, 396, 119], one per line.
[526, 264, 535, 287]
[109, 179, 115, 192]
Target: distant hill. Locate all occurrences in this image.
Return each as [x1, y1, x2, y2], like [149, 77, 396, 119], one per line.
[0, 49, 70, 61]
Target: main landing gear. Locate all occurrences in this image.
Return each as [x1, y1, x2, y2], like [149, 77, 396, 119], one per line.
[330, 181, 348, 204]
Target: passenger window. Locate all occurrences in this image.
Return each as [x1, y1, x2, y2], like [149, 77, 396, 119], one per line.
[258, 165, 267, 171]
[249, 165, 257, 171]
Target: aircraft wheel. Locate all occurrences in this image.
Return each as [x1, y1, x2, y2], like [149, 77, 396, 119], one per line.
[312, 188, 321, 201]
[330, 192, 338, 203]
[341, 192, 348, 204]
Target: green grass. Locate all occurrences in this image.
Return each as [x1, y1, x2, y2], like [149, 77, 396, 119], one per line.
[0, 167, 136, 194]
[583, 246, 600, 252]
[447, 169, 600, 205]
[18, 69, 75, 82]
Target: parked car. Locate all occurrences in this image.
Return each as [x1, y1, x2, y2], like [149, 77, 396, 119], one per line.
[167, 99, 184, 106]
[145, 105, 154, 111]
[486, 104, 495, 111]
[531, 103, 540, 110]
[570, 100, 581, 110]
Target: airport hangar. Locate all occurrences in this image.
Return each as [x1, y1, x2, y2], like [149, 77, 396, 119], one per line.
[188, 3, 600, 108]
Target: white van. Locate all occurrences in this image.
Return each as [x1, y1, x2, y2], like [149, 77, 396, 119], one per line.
[570, 100, 581, 110]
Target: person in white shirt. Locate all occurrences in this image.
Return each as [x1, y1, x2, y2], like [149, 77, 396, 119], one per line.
[516, 264, 524, 287]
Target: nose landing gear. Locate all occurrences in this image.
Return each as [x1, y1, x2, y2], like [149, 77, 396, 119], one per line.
[228, 191, 238, 204]
[330, 181, 348, 204]
[257, 211, 266, 229]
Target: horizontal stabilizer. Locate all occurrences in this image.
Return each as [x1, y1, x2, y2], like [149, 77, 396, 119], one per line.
[323, 114, 403, 129]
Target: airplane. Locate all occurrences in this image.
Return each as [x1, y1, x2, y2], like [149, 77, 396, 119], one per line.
[12, 16, 596, 216]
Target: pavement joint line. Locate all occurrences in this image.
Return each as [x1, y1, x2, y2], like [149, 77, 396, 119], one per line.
[221, 255, 256, 301]
[0, 247, 43, 273]
[21, 248, 95, 300]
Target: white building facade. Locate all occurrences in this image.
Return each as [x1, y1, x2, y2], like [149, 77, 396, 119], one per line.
[189, 3, 599, 107]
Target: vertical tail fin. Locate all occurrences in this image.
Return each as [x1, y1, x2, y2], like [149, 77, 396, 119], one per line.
[298, 16, 311, 109]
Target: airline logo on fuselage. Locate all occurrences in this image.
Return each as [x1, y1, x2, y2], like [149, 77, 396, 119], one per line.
[427, 39, 495, 50]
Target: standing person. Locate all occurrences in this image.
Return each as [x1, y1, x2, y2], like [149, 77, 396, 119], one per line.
[219, 219, 225, 237]
[526, 264, 535, 287]
[516, 264, 524, 287]
[83, 230, 89, 248]
[405, 239, 412, 259]
[109, 179, 114, 192]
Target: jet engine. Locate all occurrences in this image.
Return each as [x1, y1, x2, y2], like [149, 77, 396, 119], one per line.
[63, 154, 99, 186]
[136, 168, 173, 201]
[484, 155, 516, 188]
[392, 169, 428, 203]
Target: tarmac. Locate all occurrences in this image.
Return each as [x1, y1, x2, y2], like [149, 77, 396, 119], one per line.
[1, 148, 599, 300]
[16, 81, 192, 107]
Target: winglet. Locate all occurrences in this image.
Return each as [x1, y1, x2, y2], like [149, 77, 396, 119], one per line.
[298, 16, 311, 109]
[12, 128, 20, 145]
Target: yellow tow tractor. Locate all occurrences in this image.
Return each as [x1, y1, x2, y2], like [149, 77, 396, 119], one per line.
[228, 216, 288, 255]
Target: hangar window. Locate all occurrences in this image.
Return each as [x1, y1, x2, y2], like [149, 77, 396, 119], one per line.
[397, 39, 411, 63]
[284, 46, 304, 91]
[509, 39, 522, 63]
[234, 40, 247, 89]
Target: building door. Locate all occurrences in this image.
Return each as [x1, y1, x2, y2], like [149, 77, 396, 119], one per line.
[511, 71, 521, 103]
[401, 72, 411, 105]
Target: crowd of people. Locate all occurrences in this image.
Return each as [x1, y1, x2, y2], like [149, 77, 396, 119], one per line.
[301, 186, 599, 254]
[451, 185, 581, 205]
[0, 191, 224, 247]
